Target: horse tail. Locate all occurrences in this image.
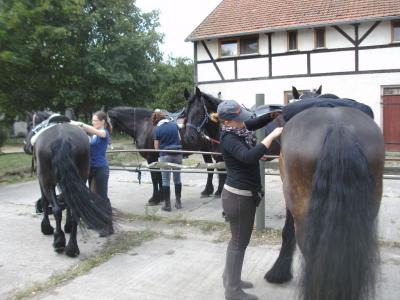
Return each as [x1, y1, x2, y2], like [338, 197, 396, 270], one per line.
[300, 125, 378, 300]
[51, 138, 111, 231]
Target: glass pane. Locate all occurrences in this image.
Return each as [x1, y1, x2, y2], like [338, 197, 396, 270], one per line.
[384, 88, 400, 95]
[316, 29, 325, 48]
[240, 38, 258, 55]
[288, 32, 297, 50]
[220, 41, 237, 57]
[394, 25, 400, 41]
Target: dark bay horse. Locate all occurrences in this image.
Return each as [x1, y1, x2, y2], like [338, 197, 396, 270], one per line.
[265, 93, 384, 299]
[183, 87, 226, 197]
[24, 122, 112, 257]
[107, 99, 226, 202]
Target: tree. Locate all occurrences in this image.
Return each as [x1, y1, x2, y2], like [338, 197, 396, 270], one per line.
[0, 0, 163, 118]
[151, 57, 194, 112]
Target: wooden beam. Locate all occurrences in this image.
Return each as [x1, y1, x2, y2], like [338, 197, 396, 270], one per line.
[358, 21, 381, 45]
[201, 41, 225, 80]
[333, 25, 356, 45]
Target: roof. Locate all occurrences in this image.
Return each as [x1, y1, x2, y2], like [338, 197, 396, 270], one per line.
[186, 0, 400, 41]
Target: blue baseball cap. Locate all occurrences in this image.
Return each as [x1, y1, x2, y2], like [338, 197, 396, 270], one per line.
[217, 100, 253, 122]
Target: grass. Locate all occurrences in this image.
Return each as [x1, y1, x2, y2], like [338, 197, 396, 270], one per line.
[0, 153, 34, 184]
[10, 230, 157, 300]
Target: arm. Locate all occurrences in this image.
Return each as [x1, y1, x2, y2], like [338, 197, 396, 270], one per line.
[223, 134, 268, 164]
[70, 121, 106, 138]
[154, 140, 160, 150]
[244, 111, 281, 131]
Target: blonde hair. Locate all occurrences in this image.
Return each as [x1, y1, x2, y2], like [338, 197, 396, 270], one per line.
[152, 111, 166, 126]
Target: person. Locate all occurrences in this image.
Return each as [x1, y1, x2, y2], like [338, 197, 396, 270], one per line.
[71, 111, 114, 237]
[152, 110, 183, 212]
[217, 100, 283, 300]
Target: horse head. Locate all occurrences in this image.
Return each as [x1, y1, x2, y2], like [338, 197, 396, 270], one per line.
[292, 85, 322, 101]
[24, 111, 51, 154]
[183, 87, 221, 146]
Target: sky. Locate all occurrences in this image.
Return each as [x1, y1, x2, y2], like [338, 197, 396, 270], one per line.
[136, 0, 222, 60]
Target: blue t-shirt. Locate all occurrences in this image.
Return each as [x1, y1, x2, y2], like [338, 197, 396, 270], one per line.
[153, 121, 182, 156]
[90, 129, 109, 167]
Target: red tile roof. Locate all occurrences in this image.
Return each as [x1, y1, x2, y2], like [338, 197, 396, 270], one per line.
[186, 0, 400, 41]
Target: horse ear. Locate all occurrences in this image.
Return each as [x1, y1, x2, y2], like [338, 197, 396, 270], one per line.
[195, 87, 201, 97]
[292, 86, 300, 99]
[184, 88, 190, 100]
[316, 85, 322, 95]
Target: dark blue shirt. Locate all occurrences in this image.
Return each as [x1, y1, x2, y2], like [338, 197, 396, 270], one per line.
[154, 121, 182, 156]
[90, 129, 109, 167]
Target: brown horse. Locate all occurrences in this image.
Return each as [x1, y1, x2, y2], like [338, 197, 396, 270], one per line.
[265, 105, 384, 300]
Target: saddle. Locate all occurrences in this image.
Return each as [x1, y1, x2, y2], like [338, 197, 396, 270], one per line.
[31, 114, 71, 145]
[249, 104, 284, 117]
[160, 108, 186, 129]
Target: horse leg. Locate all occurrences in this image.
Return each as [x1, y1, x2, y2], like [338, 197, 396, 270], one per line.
[148, 157, 163, 205]
[45, 189, 66, 253]
[65, 217, 80, 257]
[201, 154, 214, 197]
[264, 208, 296, 283]
[40, 195, 54, 235]
[64, 206, 73, 234]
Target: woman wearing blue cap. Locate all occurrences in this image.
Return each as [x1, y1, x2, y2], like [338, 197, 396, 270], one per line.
[217, 100, 283, 300]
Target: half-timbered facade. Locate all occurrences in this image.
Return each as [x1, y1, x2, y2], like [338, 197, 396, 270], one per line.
[186, 0, 400, 151]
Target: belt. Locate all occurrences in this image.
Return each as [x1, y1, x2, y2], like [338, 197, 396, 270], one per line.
[224, 184, 253, 197]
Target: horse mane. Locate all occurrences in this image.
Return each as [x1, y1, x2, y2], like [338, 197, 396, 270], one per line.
[202, 92, 222, 111]
[318, 93, 340, 99]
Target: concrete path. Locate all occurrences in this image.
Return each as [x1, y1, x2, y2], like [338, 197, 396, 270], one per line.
[0, 171, 400, 300]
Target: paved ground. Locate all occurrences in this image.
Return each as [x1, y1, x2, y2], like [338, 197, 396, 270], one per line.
[0, 170, 400, 300]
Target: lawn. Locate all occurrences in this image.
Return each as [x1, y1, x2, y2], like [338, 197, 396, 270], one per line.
[0, 153, 34, 184]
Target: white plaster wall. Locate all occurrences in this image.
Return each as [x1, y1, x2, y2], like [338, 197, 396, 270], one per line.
[197, 63, 221, 82]
[311, 51, 355, 73]
[259, 34, 269, 54]
[298, 29, 314, 51]
[198, 72, 400, 128]
[359, 21, 391, 46]
[359, 48, 400, 70]
[326, 26, 354, 48]
[271, 32, 287, 53]
[216, 61, 235, 80]
[197, 40, 219, 61]
[272, 54, 307, 76]
[238, 58, 269, 78]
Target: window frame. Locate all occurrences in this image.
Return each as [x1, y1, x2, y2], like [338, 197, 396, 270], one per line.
[314, 27, 326, 49]
[219, 36, 259, 58]
[287, 30, 298, 51]
[392, 20, 400, 43]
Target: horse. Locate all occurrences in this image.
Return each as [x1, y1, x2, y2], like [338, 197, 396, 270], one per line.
[24, 118, 112, 257]
[183, 87, 227, 197]
[106, 100, 226, 203]
[265, 88, 385, 300]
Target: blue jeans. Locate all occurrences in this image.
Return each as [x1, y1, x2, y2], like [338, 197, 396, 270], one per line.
[89, 166, 110, 201]
[159, 154, 182, 187]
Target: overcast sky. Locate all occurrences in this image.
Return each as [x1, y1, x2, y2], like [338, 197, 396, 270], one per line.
[136, 0, 222, 60]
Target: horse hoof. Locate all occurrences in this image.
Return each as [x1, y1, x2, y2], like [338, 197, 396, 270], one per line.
[213, 192, 222, 198]
[42, 225, 54, 235]
[200, 193, 211, 198]
[264, 270, 292, 284]
[65, 246, 80, 257]
[54, 246, 65, 253]
[148, 200, 160, 206]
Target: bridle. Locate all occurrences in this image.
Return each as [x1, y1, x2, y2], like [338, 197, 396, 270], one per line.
[185, 96, 220, 144]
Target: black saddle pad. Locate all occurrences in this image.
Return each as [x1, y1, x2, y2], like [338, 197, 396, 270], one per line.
[282, 97, 374, 122]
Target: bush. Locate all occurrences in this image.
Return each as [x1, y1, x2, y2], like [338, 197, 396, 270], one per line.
[0, 127, 7, 148]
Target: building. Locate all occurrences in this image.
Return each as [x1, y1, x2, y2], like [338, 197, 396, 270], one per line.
[186, 0, 400, 151]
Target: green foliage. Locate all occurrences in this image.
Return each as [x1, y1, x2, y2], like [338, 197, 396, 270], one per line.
[150, 57, 194, 112]
[0, 126, 7, 148]
[0, 0, 166, 118]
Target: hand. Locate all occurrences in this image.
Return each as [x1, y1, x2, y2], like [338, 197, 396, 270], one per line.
[269, 127, 283, 139]
[70, 120, 84, 127]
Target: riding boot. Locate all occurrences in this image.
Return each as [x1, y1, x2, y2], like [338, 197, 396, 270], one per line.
[175, 184, 182, 209]
[224, 249, 258, 300]
[161, 186, 171, 212]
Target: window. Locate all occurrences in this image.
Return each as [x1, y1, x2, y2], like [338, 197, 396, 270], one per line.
[383, 87, 400, 95]
[219, 36, 258, 57]
[240, 37, 259, 55]
[287, 31, 298, 50]
[392, 21, 400, 42]
[314, 28, 325, 48]
[220, 40, 238, 57]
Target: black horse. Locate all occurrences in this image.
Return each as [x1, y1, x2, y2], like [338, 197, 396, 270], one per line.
[24, 119, 112, 257]
[265, 87, 383, 300]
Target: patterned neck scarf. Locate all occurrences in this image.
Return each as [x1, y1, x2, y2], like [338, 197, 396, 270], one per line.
[222, 124, 257, 147]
